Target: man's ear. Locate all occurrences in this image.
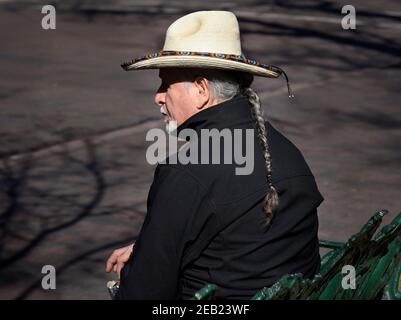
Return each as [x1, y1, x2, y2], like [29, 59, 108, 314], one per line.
[193, 76, 210, 109]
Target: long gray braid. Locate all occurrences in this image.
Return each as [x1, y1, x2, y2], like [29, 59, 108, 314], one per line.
[242, 87, 279, 226]
[183, 68, 279, 225]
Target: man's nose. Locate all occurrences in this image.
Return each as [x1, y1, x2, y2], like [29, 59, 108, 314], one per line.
[154, 90, 166, 107]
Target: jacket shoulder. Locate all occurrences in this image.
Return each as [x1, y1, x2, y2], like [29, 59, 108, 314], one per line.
[266, 121, 315, 183]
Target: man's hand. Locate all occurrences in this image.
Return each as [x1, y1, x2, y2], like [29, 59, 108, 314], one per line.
[105, 243, 135, 278]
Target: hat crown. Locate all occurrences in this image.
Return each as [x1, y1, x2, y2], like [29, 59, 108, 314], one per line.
[163, 11, 242, 55]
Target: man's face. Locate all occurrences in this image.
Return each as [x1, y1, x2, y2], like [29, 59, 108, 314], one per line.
[154, 69, 201, 132]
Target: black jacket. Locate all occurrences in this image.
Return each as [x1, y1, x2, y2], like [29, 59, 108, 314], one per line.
[117, 94, 324, 299]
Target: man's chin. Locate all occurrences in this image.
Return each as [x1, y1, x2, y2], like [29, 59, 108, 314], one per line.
[165, 120, 178, 136]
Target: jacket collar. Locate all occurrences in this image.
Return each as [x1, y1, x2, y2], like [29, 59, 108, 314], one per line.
[176, 94, 253, 134]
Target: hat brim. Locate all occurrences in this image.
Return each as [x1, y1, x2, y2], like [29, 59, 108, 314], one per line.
[121, 52, 281, 78]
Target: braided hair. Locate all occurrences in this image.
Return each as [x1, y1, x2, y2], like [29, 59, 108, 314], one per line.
[242, 87, 279, 226]
[229, 72, 279, 226]
[183, 68, 279, 225]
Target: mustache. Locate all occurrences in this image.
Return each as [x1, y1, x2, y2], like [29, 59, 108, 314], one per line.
[160, 105, 168, 116]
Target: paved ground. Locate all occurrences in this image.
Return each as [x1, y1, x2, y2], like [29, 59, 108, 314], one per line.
[0, 0, 400, 299]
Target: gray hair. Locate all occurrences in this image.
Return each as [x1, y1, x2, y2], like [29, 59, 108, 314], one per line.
[244, 87, 279, 227]
[183, 68, 243, 101]
[184, 68, 279, 226]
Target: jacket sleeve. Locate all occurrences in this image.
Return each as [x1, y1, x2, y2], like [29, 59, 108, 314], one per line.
[116, 165, 215, 299]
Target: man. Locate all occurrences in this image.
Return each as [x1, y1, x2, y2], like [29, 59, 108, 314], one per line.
[105, 10, 323, 299]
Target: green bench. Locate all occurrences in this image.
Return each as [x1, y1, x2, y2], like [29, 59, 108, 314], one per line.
[191, 209, 401, 300]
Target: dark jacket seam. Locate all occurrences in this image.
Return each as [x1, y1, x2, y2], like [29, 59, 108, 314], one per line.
[158, 164, 217, 211]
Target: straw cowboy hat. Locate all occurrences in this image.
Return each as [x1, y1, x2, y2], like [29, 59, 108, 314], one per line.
[121, 10, 293, 95]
